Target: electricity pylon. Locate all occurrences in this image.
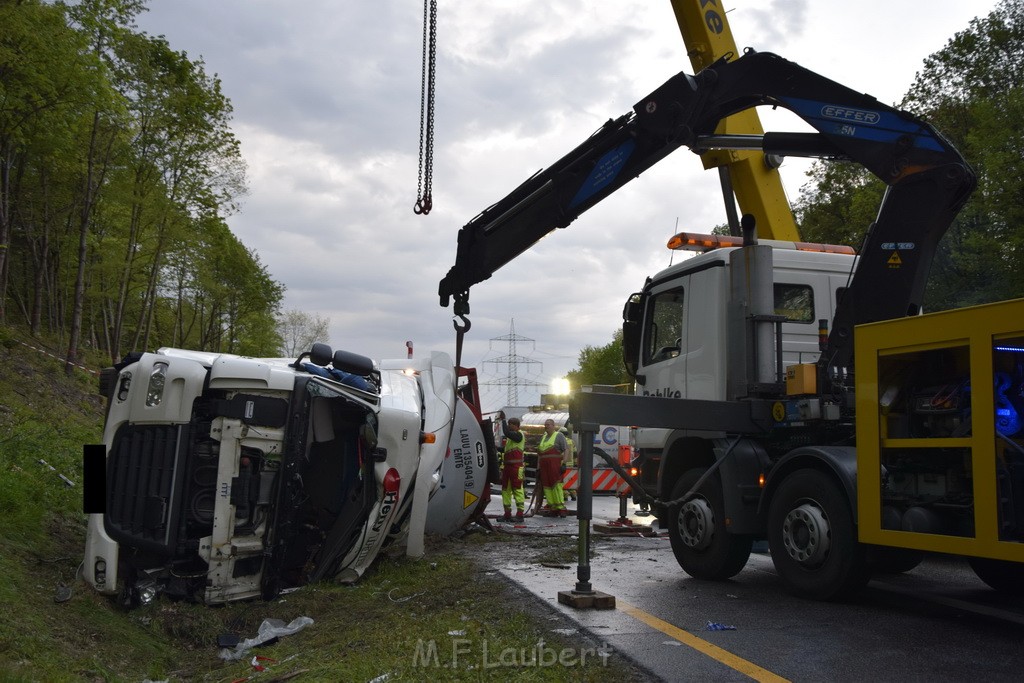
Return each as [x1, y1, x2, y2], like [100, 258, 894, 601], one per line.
[482, 319, 547, 406]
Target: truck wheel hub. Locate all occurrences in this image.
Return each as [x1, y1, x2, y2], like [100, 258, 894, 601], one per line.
[679, 498, 715, 550]
[782, 502, 831, 565]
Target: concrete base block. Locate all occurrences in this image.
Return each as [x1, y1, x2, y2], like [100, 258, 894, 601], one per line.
[557, 589, 616, 609]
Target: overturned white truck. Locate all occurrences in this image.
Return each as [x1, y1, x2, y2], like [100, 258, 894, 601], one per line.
[83, 344, 495, 605]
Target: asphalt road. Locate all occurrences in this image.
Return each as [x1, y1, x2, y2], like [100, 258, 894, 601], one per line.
[480, 489, 1024, 682]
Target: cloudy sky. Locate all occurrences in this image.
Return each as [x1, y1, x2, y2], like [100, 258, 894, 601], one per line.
[135, 0, 998, 413]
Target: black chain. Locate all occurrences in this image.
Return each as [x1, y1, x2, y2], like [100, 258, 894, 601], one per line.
[415, 0, 437, 215]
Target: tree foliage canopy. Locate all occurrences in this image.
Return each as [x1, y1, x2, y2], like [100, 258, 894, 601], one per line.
[795, 0, 1024, 311]
[572, 3, 1024, 382]
[0, 0, 284, 364]
[566, 329, 631, 391]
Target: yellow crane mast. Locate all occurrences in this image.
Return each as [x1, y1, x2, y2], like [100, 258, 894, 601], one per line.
[669, 0, 800, 240]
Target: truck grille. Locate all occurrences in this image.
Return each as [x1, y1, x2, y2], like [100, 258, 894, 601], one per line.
[105, 424, 189, 554]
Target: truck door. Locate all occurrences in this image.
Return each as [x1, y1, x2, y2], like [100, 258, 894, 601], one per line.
[637, 264, 728, 402]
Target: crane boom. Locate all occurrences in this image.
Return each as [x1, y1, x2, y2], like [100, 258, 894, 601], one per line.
[439, 50, 974, 370]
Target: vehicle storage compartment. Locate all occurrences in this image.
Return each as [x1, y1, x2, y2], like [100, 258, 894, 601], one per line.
[856, 298, 1024, 559]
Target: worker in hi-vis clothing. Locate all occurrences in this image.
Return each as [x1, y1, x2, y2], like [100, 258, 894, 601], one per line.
[538, 419, 568, 516]
[499, 416, 526, 522]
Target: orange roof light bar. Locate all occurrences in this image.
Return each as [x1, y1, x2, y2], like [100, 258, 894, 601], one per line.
[667, 231, 856, 255]
[667, 232, 744, 251]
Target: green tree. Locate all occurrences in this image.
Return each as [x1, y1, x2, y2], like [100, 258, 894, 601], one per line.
[794, 162, 884, 248]
[0, 0, 99, 326]
[566, 329, 632, 390]
[0, 0, 284, 361]
[796, 0, 1024, 311]
[907, 0, 1024, 309]
[102, 31, 247, 359]
[61, 0, 143, 373]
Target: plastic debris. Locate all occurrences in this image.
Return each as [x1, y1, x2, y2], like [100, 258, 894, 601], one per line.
[251, 654, 277, 672]
[219, 616, 314, 661]
[704, 621, 737, 631]
[37, 459, 74, 487]
[447, 629, 466, 636]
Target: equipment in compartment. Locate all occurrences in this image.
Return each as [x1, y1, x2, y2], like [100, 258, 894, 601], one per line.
[880, 447, 975, 538]
[909, 380, 971, 439]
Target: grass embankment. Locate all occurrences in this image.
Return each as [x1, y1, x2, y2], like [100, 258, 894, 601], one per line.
[0, 326, 644, 682]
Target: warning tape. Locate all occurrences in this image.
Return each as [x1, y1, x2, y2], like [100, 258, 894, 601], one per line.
[17, 339, 98, 375]
[562, 467, 628, 493]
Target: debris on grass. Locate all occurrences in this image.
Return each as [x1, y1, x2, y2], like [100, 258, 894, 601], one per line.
[218, 616, 314, 661]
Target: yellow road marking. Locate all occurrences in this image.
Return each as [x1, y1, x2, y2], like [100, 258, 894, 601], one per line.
[616, 599, 789, 682]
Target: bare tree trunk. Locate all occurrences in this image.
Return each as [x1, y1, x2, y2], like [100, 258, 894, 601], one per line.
[0, 141, 14, 324]
[132, 216, 169, 352]
[66, 111, 115, 376]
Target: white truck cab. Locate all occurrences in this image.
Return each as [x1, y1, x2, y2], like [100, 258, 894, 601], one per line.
[627, 238, 856, 492]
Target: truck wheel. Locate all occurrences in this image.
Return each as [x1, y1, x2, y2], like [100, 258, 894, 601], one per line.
[767, 468, 870, 600]
[968, 557, 1024, 595]
[667, 468, 752, 580]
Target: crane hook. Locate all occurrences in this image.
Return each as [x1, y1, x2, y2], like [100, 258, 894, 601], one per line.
[452, 313, 471, 370]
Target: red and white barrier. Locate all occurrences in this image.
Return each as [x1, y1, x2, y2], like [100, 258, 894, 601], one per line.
[562, 466, 628, 494]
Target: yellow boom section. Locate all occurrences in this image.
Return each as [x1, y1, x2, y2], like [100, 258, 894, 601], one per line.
[668, 0, 800, 241]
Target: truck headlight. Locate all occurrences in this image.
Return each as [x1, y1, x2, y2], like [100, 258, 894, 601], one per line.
[117, 371, 132, 402]
[145, 362, 168, 407]
[134, 580, 158, 606]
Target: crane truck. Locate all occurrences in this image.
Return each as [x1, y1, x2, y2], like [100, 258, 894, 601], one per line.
[82, 344, 495, 605]
[438, 46, 1024, 600]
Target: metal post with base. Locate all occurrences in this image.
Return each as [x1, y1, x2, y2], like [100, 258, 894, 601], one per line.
[557, 421, 615, 609]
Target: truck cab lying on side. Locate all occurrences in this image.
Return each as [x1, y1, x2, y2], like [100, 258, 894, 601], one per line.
[83, 344, 492, 606]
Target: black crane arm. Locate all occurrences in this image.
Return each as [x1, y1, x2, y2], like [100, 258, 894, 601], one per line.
[438, 50, 975, 366]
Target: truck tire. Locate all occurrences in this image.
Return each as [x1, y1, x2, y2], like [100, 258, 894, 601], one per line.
[968, 557, 1024, 596]
[667, 468, 752, 580]
[767, 468, 870, 600]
